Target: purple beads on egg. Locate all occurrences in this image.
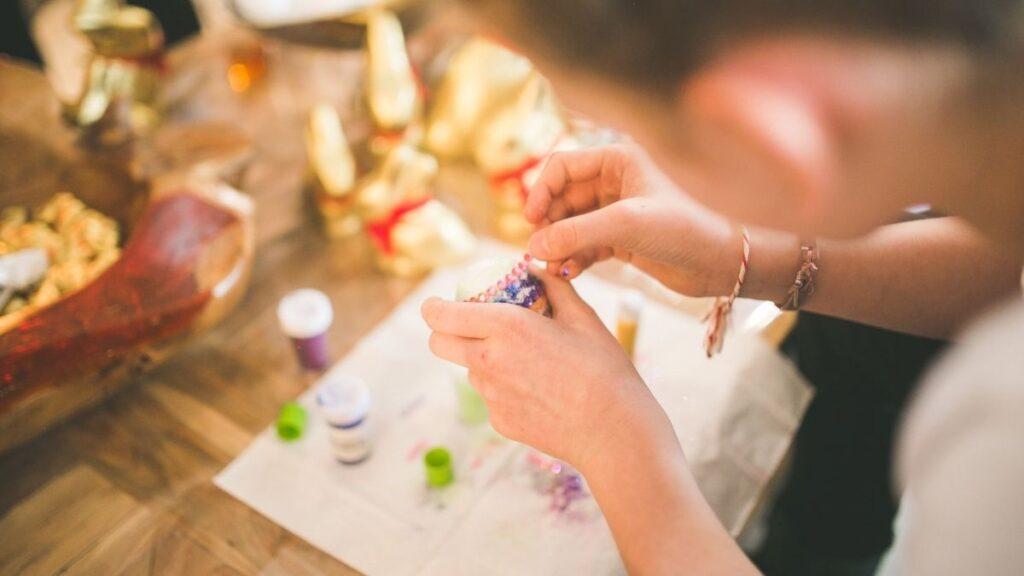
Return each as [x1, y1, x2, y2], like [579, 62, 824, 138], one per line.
[462, 255, 552, 316]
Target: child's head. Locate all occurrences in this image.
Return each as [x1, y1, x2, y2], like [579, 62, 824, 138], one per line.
[466, 1, 1024, 239]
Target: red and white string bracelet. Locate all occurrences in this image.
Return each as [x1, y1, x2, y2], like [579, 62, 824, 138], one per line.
[703, 226, 750, 357]
[780, 243, 819, 311]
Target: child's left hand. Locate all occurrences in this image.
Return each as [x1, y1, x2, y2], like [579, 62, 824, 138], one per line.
[421, 269, 663, 470]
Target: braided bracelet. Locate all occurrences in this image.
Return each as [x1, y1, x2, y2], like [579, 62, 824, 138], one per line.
[780, 243, 819, 311]
[703, 226, 750, 357]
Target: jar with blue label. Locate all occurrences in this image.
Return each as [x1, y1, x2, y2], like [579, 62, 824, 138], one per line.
[316, 373, 372, 464]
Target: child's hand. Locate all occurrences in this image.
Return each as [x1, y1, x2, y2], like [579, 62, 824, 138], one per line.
[526, 144, 740, 298]
[421, 269, 666, 470]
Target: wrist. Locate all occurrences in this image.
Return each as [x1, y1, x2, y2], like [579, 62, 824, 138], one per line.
[575, 379, 680, 480]
[703, 224, 746, 297]
[741, 228, 802, 303]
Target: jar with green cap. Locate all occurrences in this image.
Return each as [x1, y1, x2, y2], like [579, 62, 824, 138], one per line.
[277, 401, 308, 441]
[424, 446, 454, 488]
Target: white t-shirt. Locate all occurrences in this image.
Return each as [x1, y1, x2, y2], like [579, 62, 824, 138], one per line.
[879, 299, 1024, 575]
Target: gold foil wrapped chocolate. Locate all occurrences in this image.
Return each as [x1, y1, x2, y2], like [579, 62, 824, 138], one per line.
[474, 73, 578, 243]
[0, 193, 121, 334]
[356, 144, 475, 277]
[66, 0, 165, 143]
[425, 38, 534, 160]
[306, 103, 361, 238]
[75, 0, 163, 58]
[425, 38, 579, 242]
[364, 9, 421, 154]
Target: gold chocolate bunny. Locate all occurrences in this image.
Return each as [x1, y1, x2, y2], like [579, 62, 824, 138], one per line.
[356, 144, 476, 276]
[364, 9, 422, 155]
[306, 103, 361, 238]
[68, 0, 165, 143]
[425, 38, 534, 160]
[474, 72, 578, 242]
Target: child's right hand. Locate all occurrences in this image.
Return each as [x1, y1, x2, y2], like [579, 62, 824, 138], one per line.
[526, 144, 741, 298]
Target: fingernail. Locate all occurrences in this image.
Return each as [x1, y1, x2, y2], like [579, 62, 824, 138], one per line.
[561, 265, 570, 278]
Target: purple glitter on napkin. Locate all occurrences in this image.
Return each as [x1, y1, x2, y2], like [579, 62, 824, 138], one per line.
[526, 452, 590, 515]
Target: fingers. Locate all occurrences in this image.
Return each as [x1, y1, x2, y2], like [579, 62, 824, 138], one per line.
[467, 370, 496, 402]
[546, 256, 582, 279]
[524, 148, 616, 224]
[545, 246, 607, 280]
[428, 332, 480, 367]
[529, 265, 592, 320]
[529, 203, 638, 263]
[565, 247, 615, 279]
[529, 214, 579, 261]
[421, 297, 517, 339]
[544, 183, 601, 224]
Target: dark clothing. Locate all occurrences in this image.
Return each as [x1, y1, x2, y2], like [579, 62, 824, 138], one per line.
[754, 312, 947, 576]
[128, 0, 201, 47]
[3, 1, 201, 66]
[1, 3, 41, 64]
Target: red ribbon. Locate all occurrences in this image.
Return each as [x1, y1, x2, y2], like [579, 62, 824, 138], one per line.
[488, 135, 567, 202]
[411, 61, 429, 102]
[489, 154, 546, 203]
[113, 52, 168, 75]
[365, 196, 431, 255]
[373, 127, 407, 145]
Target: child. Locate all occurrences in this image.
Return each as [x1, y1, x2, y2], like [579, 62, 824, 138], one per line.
[424, 2, 1024, 573]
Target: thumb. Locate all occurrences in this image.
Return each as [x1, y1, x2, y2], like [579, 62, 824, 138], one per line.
[529, 201, 641, 262]
[530, 265, 594, 321]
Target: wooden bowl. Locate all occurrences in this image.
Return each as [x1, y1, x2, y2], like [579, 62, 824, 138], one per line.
[0, 59, 254, 454]
[229, 0, 430, 50]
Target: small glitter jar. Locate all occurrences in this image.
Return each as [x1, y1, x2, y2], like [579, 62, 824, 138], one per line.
[277, 289, 334, 373]
[316, 374, 372, 465]
[424, 446, 454, 488]
[616, 289, 645, 359]
[451, 366, 488, 425]
[276, 402, 308, 441]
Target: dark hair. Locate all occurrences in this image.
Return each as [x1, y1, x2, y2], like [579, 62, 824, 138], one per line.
[469, 0, 1022, 94]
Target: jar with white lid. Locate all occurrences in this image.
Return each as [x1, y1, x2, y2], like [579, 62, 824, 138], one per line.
[316, 373, 372, 464]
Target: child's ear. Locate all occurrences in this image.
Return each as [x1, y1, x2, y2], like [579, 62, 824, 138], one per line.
[672, 58, 838, 231]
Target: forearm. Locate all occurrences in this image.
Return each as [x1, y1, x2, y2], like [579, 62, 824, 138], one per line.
[739, 218, 1021, 339]
[580, 397, 759, 575]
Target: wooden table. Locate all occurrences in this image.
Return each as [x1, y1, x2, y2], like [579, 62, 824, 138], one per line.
[0, 25, 797, 574]
[0, 33, 450, 575]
